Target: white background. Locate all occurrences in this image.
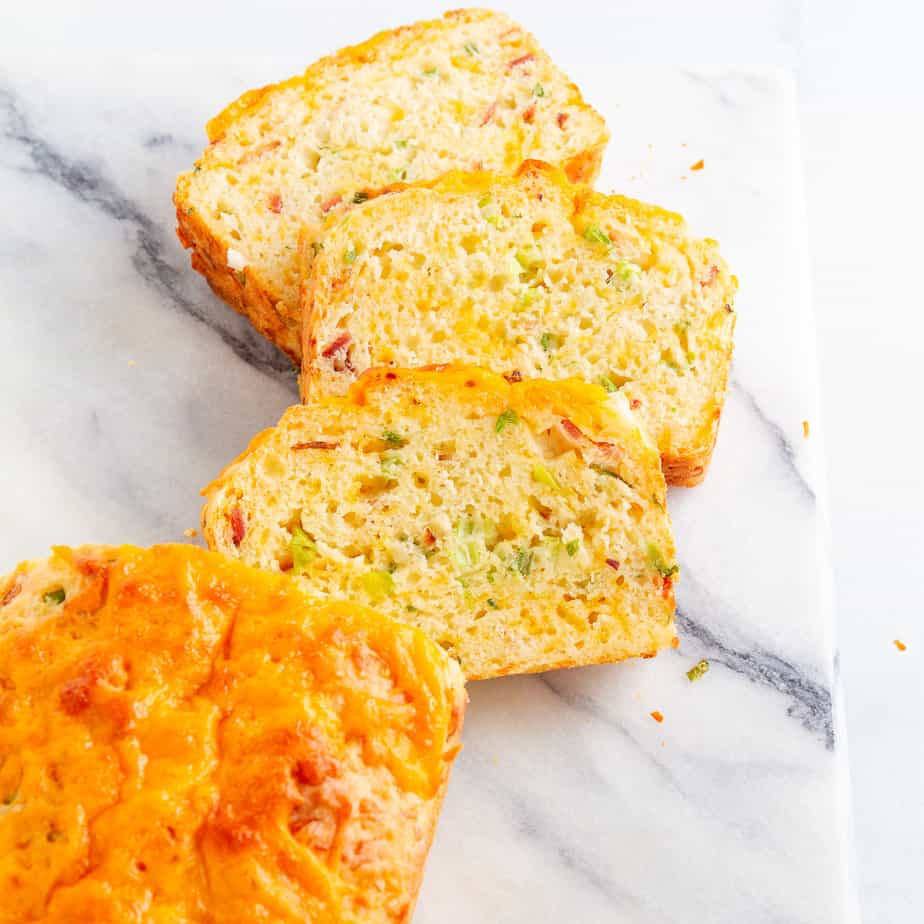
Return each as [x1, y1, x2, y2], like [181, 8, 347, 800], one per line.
[6, 2, 922, 920]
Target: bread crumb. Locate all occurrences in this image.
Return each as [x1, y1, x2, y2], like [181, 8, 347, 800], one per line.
[802, 420, 810, 438]
[680, 175, 688, 181]
[650, 710, 664, 723]
[127, 359, 137, 367]
[183, 528, 198, 538]
[690, 159, 705, 171]
[894, 639, 907, 651]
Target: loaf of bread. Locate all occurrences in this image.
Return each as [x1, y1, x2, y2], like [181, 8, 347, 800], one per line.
[0, 544, 465, 923]
[174, 9, 609, 361]
[202, 366, 678, 680]
[301, 161, 737, 486]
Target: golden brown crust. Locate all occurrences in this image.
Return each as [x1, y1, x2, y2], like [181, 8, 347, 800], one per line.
[174, 9, 609, 361]
[0, 544, 465, 923]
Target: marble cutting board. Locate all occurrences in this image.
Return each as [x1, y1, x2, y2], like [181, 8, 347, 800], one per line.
[0, 53, 858, 923]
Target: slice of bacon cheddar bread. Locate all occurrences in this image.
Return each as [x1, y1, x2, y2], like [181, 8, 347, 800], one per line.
[301, 161, 737, 485]
[174, 9, 609, 361]
[0, 544, 465, 924]
[202, 366, 678, 680]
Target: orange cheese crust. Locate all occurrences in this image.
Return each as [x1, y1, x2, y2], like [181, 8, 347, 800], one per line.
[0, 544, 465, 923]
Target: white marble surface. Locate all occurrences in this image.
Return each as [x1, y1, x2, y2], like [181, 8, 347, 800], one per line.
[3, 1, 914, 920]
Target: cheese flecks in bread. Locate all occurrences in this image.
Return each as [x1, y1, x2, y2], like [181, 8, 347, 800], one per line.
[301, 162, 737, 486]
[174, 9, 609, 360]
[0, 544, 465, 924]
[202, 367, 678, 680]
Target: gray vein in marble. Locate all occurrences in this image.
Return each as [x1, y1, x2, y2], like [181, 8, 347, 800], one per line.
[729, 374, 816, 501]
[0, 86, 294, 382]
[675, 581, 834, 748]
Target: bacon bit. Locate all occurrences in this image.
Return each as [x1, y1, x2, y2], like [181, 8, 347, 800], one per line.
[503, 370, 523, 383]
[321, 332, 351, 358]
[321, 332, 354, 373]
[650, 710, 664, 723]
[690, 159, 705, 171]
[480, 100, 498, 126]
[802, 420, 810, 439]
[507, 52, 535, 70]
[236, 140, 281, 166]
[423, 528, 436, 547]
[605, 558, 620, 571]
[293, 751, 341, 787]
[630, 399, 642, 410]
[499, 27, 519, 40]
[471, 160, 484, 171]
[1, 579, 22, 607]
[555, 418, 624, 469]
[59, 675, 92, 715]
[894, 639, 908, 652]
[662, 576, 674, 599]
[292, 440, 340, 451]
[267, 193, 283, 214]
[230, 507, 246, 547]
[557, 112, 569, 130]
[700, 264, 719, 288]
[522, 103, 536, 124]
[320, 194, 342, 214]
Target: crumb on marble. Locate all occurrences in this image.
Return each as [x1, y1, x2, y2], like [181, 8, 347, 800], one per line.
[183, 528, 198, 538]
[680, 176, 688, 181]
[650, 710, 664, 723]
[127, 359, 137, 367]
[894, 639, 907, 652]
[686, 659, 709, 682]
[802, 420, 810, 438]
[690, 159, 705, 171]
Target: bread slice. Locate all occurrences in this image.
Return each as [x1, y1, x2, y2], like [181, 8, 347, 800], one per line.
[201, 366, 677, 680]
[301, 161, 737, 486]
[0, 544, 465, 923]
[174, 9, 609, 361]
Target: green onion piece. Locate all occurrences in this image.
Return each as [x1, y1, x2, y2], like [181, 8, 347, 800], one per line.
[519, 288, 539, 307]
[515, 245, 544, 270]
[42, 587, 66, 606]
[647, 543, 679, 579]
[381, 455, 403, 478]
[540, 332, 561, 353]
[478, 195, 500, 225]
[616, 260, 642, 280]
[344, 248, 357, 264]
[423, 67, 438, 77]
[565, 539, 580, 557]
[352, 191, 369, 204]
[234, 269, 246, 285]
[687, 659, 710, 682]
[394, 139, 408, 149]
[363, 570, 395, 602]
[463, 41, 479, 55]
[487, 598, 498, 608]
[290, 527, 317, 575]
[600, 376, 620, 393]
[532, 83, 545, 97]
[451, 518, 483, 571]
[583, 224, 612, 248]
[495, 408, 519, 433]
[382, 429, 405, 447]
[591, 463, 618, 478]
[531, 463, 560, 492]
[514, 547, 533, 577]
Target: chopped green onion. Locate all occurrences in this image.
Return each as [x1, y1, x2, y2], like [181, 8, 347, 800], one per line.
[451, 518, 483, 571]
[540, 331, 561, 353]
[531, 463, 561, 492]
[591, 463, 618, 478]
[598, 375, 618, 393]
[381, 455, 403, 478]
[478, 195, 500, 225]
[344, 248, 357, 264]
[514, 547, 533, 577]
[647, 543, 679, 579]
[565, 539, 581, 557]
[532, 83, 545, 97]
[463, 41, 479, 56]
[495, 408, 519, 433]
[423, 67, 438, 77]
[394, 139, 408, 149]
[487, 598, 498, 608]
[687, 659, 710, 682]
[583, 224, 612, 248]
[616, 260, 642, 280]
[515, 245, 544, 270]
[352, 191, 369, 204]
[43, 587, 66, 606]
[362, 570, 395, 602]
[519, 288, 540, 307]
[382, 429, 405, 447]
[234, 269, 246, 286]
[290, 527, 317, 575]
